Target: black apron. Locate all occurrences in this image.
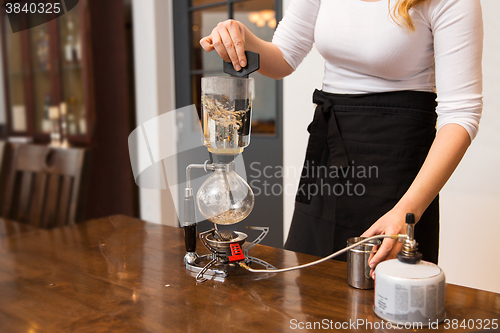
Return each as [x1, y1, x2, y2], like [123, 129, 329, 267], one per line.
[285, 89, 440, 264]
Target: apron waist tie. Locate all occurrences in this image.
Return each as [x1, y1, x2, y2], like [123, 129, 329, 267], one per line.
[296, 89, 350, 204]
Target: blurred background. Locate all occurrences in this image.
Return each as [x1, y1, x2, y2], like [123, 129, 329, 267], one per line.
[0, 0, 499, 293]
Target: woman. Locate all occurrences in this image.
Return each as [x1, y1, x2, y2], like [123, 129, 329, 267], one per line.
[200, 0, 483, 274]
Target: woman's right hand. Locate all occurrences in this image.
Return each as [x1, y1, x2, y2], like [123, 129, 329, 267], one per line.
[200, 20, 248, 71]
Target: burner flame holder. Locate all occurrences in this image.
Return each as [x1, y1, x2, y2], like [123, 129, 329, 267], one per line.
[186, 226, 275, 282]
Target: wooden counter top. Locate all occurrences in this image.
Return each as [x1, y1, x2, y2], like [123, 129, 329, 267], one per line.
[0, 215, 498, 332]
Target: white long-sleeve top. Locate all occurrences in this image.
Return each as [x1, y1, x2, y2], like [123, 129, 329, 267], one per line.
[272, 0, 483, 140]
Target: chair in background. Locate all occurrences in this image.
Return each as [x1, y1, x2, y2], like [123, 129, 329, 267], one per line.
[1, 144, 89, 228]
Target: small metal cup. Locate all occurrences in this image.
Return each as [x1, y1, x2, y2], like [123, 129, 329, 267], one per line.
[347, 237, 381, 289]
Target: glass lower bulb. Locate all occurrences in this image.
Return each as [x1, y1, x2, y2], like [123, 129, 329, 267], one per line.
[196, 161, 254, 225]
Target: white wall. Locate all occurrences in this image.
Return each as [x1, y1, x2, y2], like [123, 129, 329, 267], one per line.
[282, 0, 324, 245]
[438, 0, 500, 294]
[281, 0, 500, 293]
[132, 0, 178, 226]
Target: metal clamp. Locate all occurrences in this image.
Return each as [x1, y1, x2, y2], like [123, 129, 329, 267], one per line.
[195, 258, 218, 283]
[243, 226, 269, 256]
[199, 229, 217, 254]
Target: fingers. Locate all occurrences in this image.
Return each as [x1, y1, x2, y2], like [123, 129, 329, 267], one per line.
[216, 24, 242, 70]
[369, 238, 403, 278]
[199, 20, 246, 71]
[226, 20, 246, 68]
[210, 26, 231, 63]
[200, 36, 214, 52]
[367, 245, 378, 264]
[369, 237, 395, 269]
[362, 209, 409, 278]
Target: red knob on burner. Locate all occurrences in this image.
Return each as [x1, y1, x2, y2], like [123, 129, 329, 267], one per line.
[229, 243, 245, 262]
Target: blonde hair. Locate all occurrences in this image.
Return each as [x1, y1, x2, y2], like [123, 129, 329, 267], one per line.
[391, 0, 427, 31]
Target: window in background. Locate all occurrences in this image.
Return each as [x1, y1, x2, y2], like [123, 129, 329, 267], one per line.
[29, 23, 52, 133]
[0, 2, 92, 144]
[4, 18, 28, 134]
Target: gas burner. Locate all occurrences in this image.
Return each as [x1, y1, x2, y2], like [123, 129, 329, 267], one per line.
[185, 226, 275, 282]
[207, 231, 246, 250]
[212, 230, 238, 241]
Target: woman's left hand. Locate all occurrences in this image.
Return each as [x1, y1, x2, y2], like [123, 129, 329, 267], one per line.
[361, 208, 410, 278]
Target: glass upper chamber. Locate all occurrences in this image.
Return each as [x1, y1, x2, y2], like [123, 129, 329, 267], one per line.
[201, 76, 253, 155]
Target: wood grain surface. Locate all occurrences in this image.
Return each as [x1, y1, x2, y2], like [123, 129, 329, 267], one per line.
[0, 215, 498, 333]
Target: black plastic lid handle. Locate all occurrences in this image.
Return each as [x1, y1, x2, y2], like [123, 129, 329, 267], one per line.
[223, 51, 260, 78]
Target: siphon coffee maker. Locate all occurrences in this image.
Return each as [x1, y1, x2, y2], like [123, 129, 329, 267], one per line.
[182, 51, 275, 282]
